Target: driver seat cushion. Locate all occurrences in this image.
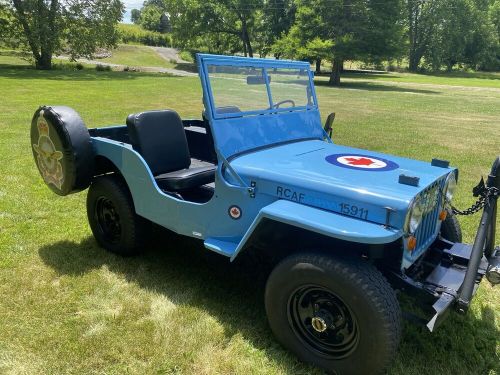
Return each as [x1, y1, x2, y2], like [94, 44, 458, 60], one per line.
[154, 165, 215, 191]
[126, 110, 215, 191]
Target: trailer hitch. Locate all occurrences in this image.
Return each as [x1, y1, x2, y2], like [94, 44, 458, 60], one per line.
[456, 156, 500, 313]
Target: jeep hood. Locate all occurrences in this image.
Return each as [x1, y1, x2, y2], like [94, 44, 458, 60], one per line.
[229, 140, 453, 228]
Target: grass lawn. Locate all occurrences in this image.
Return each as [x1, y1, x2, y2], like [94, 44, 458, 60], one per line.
[100, 44, 175, 69]
[0, 61, 499, 374]
[328, 70, 500, 88]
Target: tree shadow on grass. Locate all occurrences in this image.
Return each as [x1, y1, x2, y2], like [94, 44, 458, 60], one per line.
[173, 62, 198, 73]
[314, 79, 440, 95]
[0, 65, 175, 81]
[38, 227, 320, 373]
[38, 227, 498, 374]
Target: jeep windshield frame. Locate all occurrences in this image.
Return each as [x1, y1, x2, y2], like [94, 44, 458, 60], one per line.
[197, 54, 325, 160]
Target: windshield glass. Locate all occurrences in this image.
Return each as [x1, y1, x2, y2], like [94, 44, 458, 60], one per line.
[267, 68, 312, 108]
[208, 65, 270, 114]
[207, 64, 314, 117]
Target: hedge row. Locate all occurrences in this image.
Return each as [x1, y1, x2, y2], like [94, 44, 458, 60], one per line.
[118, 24, 173, 47]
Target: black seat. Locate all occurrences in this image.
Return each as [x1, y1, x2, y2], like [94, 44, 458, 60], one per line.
[126, 110, 215, 191]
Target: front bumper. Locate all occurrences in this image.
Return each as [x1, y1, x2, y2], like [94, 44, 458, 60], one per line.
[393, 156, 499, 331]
[423, 241, 497, 331]
[392, 239, 499, 332]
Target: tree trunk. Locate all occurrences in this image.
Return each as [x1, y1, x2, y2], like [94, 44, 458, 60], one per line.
[408, 54, 420, 72]
[242, 38, 247, 57]
[36, 50, 52, 70]
[246, 39, 253, 58]
[409, 44, 426, 72]
[408, 0, 421, 72]
[13, 0, 57, 70]
[329, 58, 343, 86]
[315, 59, 321, 74]
[241, 19, 253, 58]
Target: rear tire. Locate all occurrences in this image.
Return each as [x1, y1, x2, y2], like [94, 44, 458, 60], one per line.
[265, 253, 401, 375]
[31, 105, 94, 195]
[440, 208, 462, 242]
[87, 175, 149, 255]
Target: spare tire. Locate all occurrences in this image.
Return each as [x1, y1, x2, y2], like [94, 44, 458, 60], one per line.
[31, 105, 94, 196]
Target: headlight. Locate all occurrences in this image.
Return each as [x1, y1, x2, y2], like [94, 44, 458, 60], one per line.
[443, 172, 457, 204]
[406, 196, 424, 234]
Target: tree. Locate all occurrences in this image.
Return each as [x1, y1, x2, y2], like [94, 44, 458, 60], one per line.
[166, 0, 262, 57]
[488, 0, 500, 70]
[4, 0, 123, 69]
[407, 0, 500, 71]
[0, 1, 22, 47]
[423, 0, 490, 71]
[261, 0, 296, 57]
[159, 13, 171, 33]
[140, 4, 162, 32]
[130, 8, 141, 24]
[406, 0, 440, 71]
[492, 0, 500, 36]
[275, 0, 404, 85]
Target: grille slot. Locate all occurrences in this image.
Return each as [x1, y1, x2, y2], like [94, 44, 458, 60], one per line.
[411, 177, 446, 259]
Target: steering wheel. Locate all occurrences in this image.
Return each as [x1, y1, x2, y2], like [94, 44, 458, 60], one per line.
[273, 99, 296, 109]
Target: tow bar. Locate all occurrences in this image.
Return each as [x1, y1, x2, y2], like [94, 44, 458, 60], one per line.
[457, 156, 500, 313]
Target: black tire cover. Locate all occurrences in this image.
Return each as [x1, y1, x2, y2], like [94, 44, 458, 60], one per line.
[31, 105, 94, 196]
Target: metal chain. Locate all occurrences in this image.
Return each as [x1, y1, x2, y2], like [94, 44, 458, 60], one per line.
[447, 186, 499, 216]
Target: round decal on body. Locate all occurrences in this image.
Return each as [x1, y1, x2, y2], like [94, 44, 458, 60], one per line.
[228, 205, 242, 220]
[325, 153, 399, 172]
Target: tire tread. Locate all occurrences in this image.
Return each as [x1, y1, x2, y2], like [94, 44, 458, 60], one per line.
[87, 175, 148, 255]
[266, 253, 401, 375]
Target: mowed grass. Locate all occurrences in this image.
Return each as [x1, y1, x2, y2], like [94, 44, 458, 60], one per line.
[0, 58, 499, 375]
[100, 44, 175, 69]
[336, 70, 500, 88]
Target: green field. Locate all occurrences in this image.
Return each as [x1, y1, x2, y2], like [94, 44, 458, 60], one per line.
[0, 57, 499, 374]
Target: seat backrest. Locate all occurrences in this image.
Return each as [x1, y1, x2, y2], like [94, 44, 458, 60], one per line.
[126, 110, 190, 175]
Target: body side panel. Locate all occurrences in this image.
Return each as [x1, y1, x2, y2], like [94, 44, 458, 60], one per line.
[91, 137, 275, 240]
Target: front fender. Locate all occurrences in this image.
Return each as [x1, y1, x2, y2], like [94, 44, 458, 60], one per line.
[230, 200, 402, 261]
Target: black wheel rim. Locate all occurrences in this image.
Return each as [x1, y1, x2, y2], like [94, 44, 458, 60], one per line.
[94, 196, 121, 244]
[288, 284, 359, 359]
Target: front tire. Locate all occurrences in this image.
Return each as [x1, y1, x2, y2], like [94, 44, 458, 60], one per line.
[87, 175, 149, 255]
[440, 208, 462, 242]
[265, 253, 401, 375]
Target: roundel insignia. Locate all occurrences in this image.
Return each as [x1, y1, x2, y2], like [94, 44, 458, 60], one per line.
[228, 205, 242, 220]
[325, 153, 399, 172]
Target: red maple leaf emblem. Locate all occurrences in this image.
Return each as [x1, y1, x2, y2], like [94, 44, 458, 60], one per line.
[344, 157, 375, 166]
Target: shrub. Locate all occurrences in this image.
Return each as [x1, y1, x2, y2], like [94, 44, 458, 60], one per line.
[96, 64, 111, 71]
[51, 62, 83, 71]
[75, 63, 84, 70]
[117, 24, 173, 47]
[179, 50, 194, 63]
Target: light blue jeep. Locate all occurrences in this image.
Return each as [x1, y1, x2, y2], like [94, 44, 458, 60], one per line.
[30, 54, 499, 375]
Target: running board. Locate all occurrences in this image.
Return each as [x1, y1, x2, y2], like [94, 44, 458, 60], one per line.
[204, 237, 239, 257]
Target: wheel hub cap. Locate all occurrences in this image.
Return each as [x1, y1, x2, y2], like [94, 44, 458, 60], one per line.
[288, 285, 359, 359]
[311, 316, 328, 332]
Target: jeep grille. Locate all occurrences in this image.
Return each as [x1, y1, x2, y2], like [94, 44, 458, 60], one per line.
[408, 176, 447, 260]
